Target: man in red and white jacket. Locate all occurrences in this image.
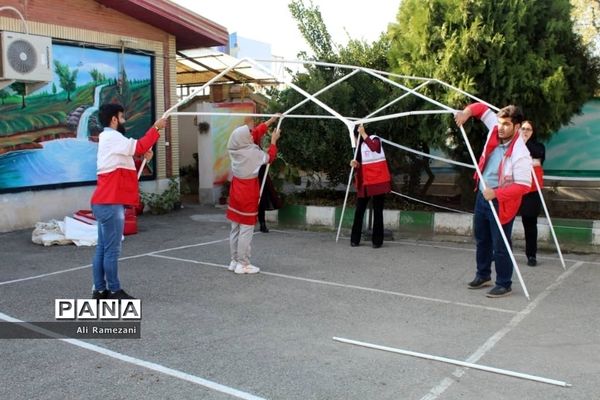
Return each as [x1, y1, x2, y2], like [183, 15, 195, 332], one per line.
[455, 103, 532, 298]
[90, 103, 167, 300]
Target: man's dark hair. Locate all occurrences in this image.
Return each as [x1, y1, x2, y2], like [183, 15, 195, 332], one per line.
[497, 105, 524, 125]
[99, 103, 124, 127]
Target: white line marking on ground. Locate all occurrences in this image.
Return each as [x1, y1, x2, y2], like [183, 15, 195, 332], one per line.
[0, 311, 266, 400]
[0, 238, 230, 287]
[419, 261, 585, 400]
[149, 254, 517, 315]
[387, 240, 600, 266]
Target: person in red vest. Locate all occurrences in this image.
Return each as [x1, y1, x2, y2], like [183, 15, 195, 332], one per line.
[249, 114, 283, 233]
[349, 124, 392, 248]
[91, 103, 167, 300]
[518, 120, 545, 266]
[226, 121, 281, 274]
[455, 103, 532, 298]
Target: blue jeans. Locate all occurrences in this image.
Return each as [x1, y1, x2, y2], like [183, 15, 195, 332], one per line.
[474, 192, 514, 288]
[92, 204, 124, 292]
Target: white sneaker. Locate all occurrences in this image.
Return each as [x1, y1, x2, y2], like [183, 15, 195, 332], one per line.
[228, 260, 237, 271]
[234, 263, 260, 274]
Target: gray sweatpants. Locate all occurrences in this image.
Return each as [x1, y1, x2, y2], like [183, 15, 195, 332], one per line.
[230, 222, 254, 265]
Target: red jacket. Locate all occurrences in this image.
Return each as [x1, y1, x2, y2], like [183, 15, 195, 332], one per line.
[354, 135, 391, 197]
[91, 126, 160, 206]
[468, 103, 532, 224]
[226, 143, 277, 225]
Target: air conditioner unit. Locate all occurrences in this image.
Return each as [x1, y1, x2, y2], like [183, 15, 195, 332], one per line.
[0, 31, 52, 92]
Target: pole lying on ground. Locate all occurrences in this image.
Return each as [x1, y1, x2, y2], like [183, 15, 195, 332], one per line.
[333, 337, 572, 388]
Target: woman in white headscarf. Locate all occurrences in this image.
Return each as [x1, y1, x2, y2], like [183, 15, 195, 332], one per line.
[226, 122, 281, 274]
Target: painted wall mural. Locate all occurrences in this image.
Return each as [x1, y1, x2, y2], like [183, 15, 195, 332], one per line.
[196, 102, 256, 186]
[0, 43, 154, 193]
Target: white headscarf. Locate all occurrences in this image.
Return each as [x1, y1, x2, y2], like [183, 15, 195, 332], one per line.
[228, 125, 268, 178]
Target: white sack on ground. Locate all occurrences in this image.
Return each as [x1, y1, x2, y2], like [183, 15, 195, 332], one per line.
[32, 217, 97, 247]
[64, 217, 97, 246]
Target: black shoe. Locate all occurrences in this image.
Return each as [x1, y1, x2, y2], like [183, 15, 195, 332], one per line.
[259, 224, 269, 233]
[350, 242, 359, 247]
[372, 243, 382, 249]
[107, 289, 135, 300]
[486, 285, 512, 298]
[467, 277, 492, 289]
[92, 290, 109, 300]
[527, 257, 537, 267]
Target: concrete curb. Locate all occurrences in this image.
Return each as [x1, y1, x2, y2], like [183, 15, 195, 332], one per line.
[266, 205, 600, 249]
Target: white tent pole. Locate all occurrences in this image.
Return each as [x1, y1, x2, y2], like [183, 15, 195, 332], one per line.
[336, 131, 362, 242]
[363, 80, 433, 119]
[532, 169, 566, 269]
[244, 59, 355, 143]
[280, 69, 361, 118]
[137, 159, 147, 180]
[162, 57, 248, 117]
[361, 68, 454, 113]
[333, 337, 571, 387]
[458, 125, 530, 300]
[432, 79, 499, 111]
[169, 112, 360, 120]
[379, 137, 474, 169]
[258, 119, 285, 203]
[358, 109, 455, 125]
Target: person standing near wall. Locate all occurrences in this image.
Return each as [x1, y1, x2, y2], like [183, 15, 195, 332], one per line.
[91, 103, 167, 300]
[518, 120, 545, 266]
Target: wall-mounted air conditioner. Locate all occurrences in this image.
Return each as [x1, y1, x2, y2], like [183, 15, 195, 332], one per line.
[0, 30, 52, 92]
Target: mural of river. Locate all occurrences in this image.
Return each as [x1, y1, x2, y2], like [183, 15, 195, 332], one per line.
[0, 139, 98, 190]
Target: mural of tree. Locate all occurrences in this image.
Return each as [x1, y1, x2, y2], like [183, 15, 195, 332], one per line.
[53, 60, 78, 102]
[90, 68, 107, 83]
[118, 67, 132, 110]
[10, 82, 26, 108]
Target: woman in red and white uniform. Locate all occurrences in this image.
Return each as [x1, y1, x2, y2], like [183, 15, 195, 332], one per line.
[226, 121, 280, 274]
[349, 124, 391, 248]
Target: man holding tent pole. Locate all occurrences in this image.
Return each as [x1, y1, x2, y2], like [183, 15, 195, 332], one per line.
[455, 103, 532, 298]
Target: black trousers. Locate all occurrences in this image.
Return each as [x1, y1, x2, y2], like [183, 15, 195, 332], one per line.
[257, 165, 281, 226]
[351, 194, 385, 246]
[519, 191, 542, 258]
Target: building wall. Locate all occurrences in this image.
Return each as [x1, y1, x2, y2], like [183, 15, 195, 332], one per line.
[0, 0, 178, 232]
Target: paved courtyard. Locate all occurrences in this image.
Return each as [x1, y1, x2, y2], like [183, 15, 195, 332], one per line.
[1, 204, 599, 399]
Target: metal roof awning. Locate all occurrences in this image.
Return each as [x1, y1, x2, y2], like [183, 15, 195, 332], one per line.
[176, 49, 280, 86]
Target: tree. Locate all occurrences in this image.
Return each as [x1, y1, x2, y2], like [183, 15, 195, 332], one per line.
[389, 0, 600, 142]
[54, 60, 78, 102]
[89, 68, 107, 83]
[387, 0, 600, 204]
[269, 0, 407, 187]
[10, 82, 26, 108]
[52, 83, 57, 95]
